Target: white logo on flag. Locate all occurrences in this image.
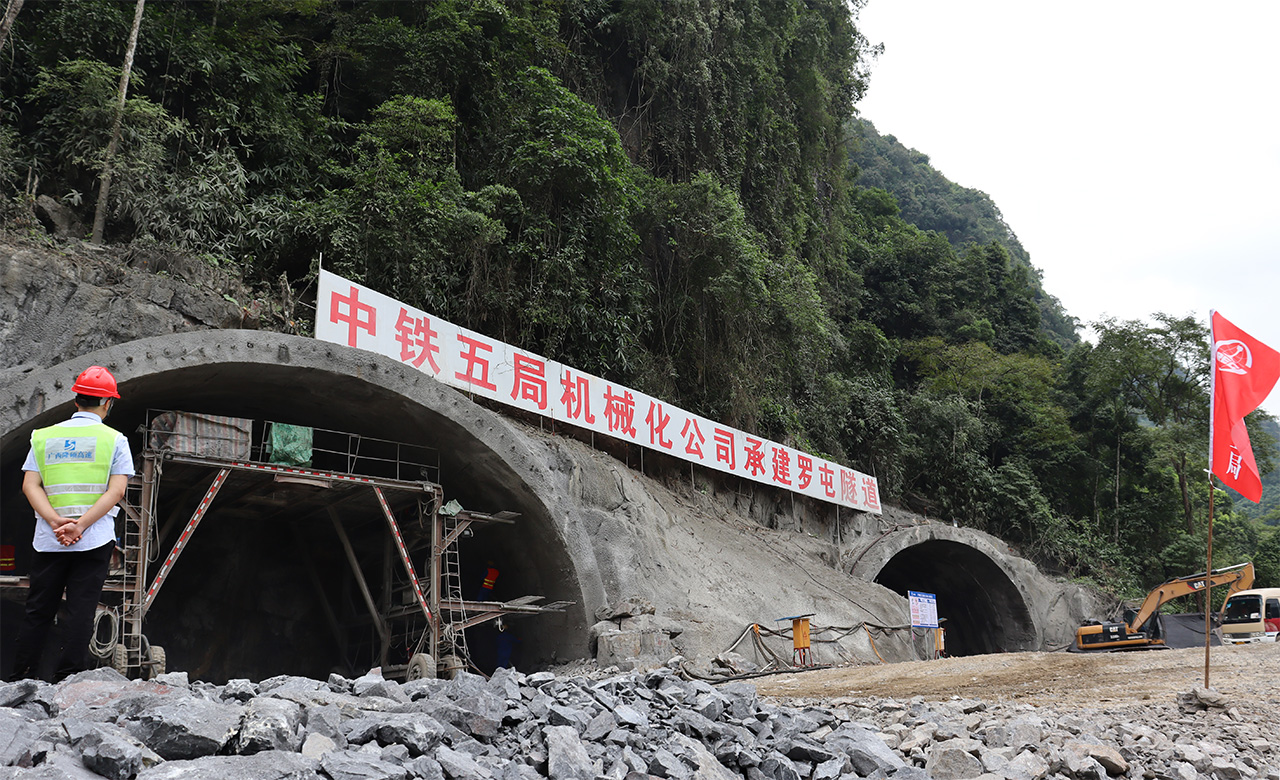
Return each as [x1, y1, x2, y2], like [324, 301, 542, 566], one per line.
[1227, 446, 1244, 479]
[1215, 339, 1252, 375]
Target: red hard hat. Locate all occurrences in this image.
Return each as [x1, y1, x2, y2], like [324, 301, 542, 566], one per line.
[71, 366, 121, 399]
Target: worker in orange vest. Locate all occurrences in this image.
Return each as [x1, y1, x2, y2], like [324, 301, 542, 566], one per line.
[475, 560, 499, 601]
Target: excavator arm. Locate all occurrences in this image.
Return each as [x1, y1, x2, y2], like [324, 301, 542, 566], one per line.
[1126, 562, 1254, 634]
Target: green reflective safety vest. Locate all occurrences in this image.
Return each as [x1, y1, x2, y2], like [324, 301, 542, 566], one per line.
[31, 422, 118, 517]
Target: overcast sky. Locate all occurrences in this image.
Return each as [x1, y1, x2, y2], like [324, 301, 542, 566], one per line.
[854, 1, 1280, 413]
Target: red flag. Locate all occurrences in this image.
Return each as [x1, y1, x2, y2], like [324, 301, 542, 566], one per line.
[1210, 311, 1280, 502]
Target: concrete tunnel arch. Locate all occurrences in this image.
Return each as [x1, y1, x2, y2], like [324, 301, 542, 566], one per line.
[849, 524, 1040, 656]
[1, 330, 603, 681]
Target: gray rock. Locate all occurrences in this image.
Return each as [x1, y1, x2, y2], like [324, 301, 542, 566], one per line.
[409, 698, 501, 740]
[0, 709, 40, 767]
[77, 723, 162, 780]
[129, 698, 244, 760]
[360, 680, 409, 703]
[811, 757, 845, 780]
[435, 744, 494, 779]
[756, 751, 802, 780]
[1003, 749, 1049, 780]
[343, 713, 448, 756]
[0, 680, 41, 708]
[235, 696, 303, 754]
[351, 670, 388, 697]
[649, 746, 692, 779]
[301, 732, 337, 759]
[222, 679, 258, 702]
[407, 755, 446, 780]
[924, 745, 984, 779]
[152, 672, 188, 688]
[824, 723, 906, 775]
[669, 732, 738, 780]
[135, 750, 322, 779]
[320, 750, 411, 780]
[545, 725, 595, 780]
[614, 703, 649, 728]
[304, 704, 346, 745]
[548, 704, 591, 730]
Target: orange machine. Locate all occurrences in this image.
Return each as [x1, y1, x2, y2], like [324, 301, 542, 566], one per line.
[1074, 562, 1254, 651]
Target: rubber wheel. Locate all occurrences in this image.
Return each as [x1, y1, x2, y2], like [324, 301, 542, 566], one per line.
[110, 643, 129, 675]
[406, 653, 435, 681]
[147, 645, 167, 679]
[440, 654, 463, 680]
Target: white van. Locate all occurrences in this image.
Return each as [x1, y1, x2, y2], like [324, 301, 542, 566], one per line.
[1220, 588, 1280, 644]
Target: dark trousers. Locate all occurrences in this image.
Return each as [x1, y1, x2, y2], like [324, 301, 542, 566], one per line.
[12, 542, 113, 682]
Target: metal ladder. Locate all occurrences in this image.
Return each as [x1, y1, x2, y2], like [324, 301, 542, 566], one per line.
[115, 457, 156, 675]
[439, 510, 472, 674]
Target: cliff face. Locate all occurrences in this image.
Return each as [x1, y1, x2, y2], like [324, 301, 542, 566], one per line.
[0, 235, 261, 379]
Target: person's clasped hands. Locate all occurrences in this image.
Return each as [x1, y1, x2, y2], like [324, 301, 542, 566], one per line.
[53, 517, 83, 546]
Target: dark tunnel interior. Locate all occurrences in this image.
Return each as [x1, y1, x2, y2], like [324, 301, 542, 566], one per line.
[1, 362, 585, 683]
[873, 539, 1035, 656]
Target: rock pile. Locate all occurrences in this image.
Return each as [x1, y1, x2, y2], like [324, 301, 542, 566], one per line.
[0, 662, 1275, 779]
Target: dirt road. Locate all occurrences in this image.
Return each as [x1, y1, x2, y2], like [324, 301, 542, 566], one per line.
[753, 643, 1280, 712]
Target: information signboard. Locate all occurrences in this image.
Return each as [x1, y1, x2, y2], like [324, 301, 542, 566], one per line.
[908, 590, 939, 629]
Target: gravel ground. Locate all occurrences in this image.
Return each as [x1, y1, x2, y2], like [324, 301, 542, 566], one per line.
[752, 642, 1280, 711]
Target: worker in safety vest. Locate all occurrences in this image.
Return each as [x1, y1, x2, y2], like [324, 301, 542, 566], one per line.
[476, 560, 499, 601]
[9, 366, 135, 682]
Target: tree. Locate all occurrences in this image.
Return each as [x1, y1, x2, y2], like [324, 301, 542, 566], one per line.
[1083, 315, 1211, 533]
[0, 0, 24, 53]
[90, 0, 144, 244]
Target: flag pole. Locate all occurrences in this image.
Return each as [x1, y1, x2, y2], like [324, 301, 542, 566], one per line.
[1205, 309, 1217, 689]
[1204, 475, 1215, 689]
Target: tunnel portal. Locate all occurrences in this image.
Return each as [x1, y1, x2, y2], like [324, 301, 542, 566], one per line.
[0, 332, 591, 682]
[873, 539, 1036, 656]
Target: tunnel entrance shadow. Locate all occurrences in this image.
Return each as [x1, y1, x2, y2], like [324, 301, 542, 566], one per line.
[874, 539, 1035, 656]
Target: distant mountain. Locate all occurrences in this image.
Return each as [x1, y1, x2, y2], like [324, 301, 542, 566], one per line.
[849, 119, 1078, 348]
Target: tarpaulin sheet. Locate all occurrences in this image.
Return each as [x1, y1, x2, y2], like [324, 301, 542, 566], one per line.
[149, 412, 252, 461]
[268, 423, 313, 467]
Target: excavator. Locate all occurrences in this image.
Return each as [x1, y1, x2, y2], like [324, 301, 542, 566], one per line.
[1074, 562, 1254, 651]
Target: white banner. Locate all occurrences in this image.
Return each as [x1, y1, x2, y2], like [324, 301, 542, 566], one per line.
[316, 269, 881, 513]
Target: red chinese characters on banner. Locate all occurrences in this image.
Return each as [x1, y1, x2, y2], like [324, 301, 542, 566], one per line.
[682, 418, 706, 459]
[714, 428, 736, 469]
[771, 447, 792, 486]
[861, 474, 880, 511]
[455, 334, 497, 391]
[797, 454, 813, 489]
[840, 469, 857, 504]
[604, 386, 637, 438]
[818, 463, 835, 498]
[318, 270, 882, 513]
[560, 371, 596, 423]
[645, 402, 674, 449]
[744, 437, 766, 477]
[331, 286, 376, 347]
[510, 354, 549, 411]
[394, 309, 440, 372]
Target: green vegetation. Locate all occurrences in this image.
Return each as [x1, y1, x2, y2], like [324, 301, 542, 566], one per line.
[1, 0, 1275, 592]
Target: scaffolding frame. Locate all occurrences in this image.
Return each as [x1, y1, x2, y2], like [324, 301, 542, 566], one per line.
[100, 410, 570, 679]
